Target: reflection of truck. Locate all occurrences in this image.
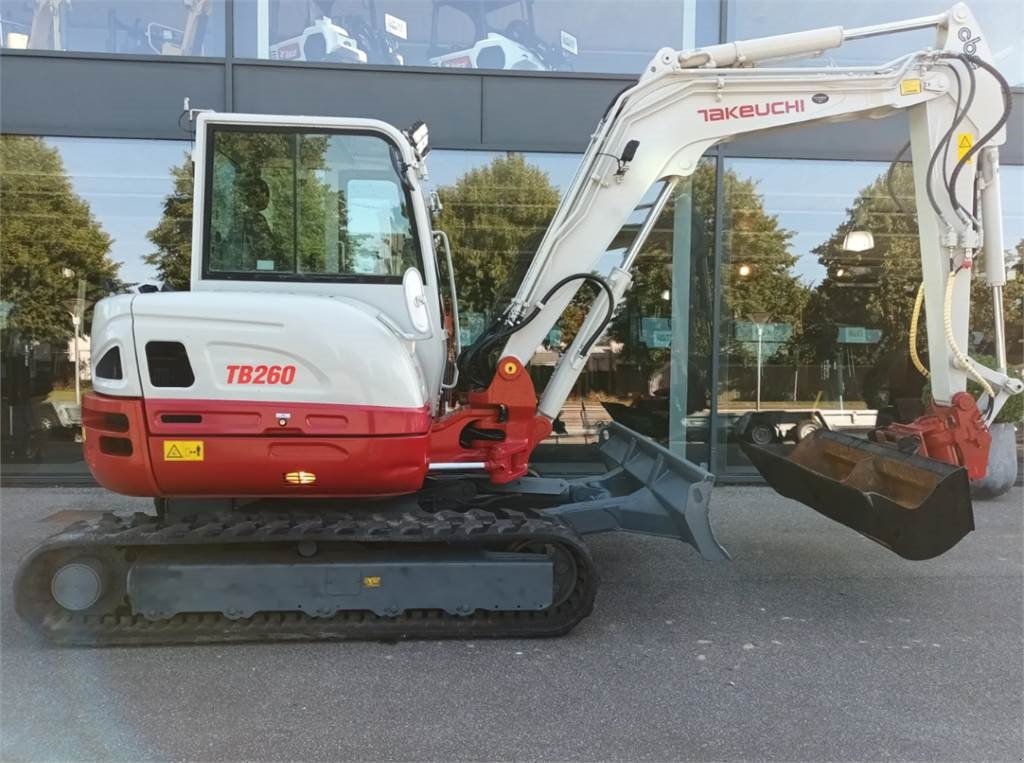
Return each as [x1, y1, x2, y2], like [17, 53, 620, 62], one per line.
[601, 359, 710, 440]
[429, 0, 576, 71]
[38, 399, 81, 438]
[271, 15, 368, 63]
[734, 409, 878, 446]
[270, 1, 404, 64]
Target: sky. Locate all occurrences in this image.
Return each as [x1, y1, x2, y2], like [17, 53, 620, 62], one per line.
[50, 137, 1024, 289]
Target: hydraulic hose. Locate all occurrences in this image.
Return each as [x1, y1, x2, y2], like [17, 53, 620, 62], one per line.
[909, 282, 929, 379]
[943, 270, 995, 399]
[946, 54, 1013, 228]
[457, 272, 614, 390]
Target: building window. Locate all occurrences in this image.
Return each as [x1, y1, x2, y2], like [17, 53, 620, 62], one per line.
[0, 135, 189, 479]
[0, 0, 226, 56]
[3, 134, 1018, 483]
[427, 150, 714, 463]
[232, 0, 719, 74]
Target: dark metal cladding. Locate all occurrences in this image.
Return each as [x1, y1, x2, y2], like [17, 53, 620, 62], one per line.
[741, 429, 975, 560]
[127, 548, 555, 620]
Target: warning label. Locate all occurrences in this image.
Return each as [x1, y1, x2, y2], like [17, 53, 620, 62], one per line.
[957, 133, 974, 163]
[163, 440, 204, 461]
[899, 79, 922, 96]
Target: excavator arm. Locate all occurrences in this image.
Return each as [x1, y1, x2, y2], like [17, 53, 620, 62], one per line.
[459, 2, 1020, 558]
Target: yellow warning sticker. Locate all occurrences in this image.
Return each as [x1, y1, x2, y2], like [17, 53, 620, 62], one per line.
[163, 440, 204, 461]
[957, 133, 974, 163]
[899, 79, 922, 96]
[362, 576, 382, 588]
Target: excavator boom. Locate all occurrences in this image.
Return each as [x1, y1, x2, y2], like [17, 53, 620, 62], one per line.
[464, 2, 1019, 558]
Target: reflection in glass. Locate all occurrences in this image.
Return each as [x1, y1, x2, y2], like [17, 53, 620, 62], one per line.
[717, 157, 1024, 475]
[1, 136, 115, 471]
[427, 150, 713, 457]
[600, 162, 716, 465]
[233, 0, 718, 74]
[6, 134, 1018, 482]
[0, 135, 187, 480]
[717, 158, 909, 473]
[0, 0, 225, 55]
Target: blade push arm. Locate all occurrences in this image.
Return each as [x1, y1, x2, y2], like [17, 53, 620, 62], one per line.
[492, 3, 1018, 426]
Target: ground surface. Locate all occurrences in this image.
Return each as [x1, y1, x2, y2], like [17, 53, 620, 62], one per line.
[1, 486, 1021, 762]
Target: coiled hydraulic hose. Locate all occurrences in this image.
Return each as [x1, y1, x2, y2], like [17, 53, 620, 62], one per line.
[909, 282, 929, 379]
[943, 270, 995, 399]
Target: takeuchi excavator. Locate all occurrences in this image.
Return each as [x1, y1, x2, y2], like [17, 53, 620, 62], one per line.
[16, 3, 1021, 645]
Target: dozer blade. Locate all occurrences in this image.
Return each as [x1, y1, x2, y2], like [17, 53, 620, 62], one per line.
[740, 429, 974, 560]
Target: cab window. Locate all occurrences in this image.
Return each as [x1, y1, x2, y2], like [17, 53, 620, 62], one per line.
[204, 127, 420, 282]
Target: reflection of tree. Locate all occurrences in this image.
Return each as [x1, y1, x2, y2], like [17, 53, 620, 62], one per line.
[435, 153, 560, 318]
[0, 136, 118, 342]
[209, 132, 332, 273]
[970, 238, 1024, 364]
[146, 156, 193, 290]
[722, 169, 806, 359]
[611, 160, 717, 377]
[803, 166, 1024, 373]
[801, 165, 919, 369]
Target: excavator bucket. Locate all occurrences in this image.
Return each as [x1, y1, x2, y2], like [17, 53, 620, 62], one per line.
[740, 429, 974, 560]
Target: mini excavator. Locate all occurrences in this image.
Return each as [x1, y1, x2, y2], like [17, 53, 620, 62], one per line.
[16, 3, 1020, 645]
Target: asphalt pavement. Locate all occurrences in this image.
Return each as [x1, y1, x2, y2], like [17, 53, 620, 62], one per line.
[2, 485, 1021, 762]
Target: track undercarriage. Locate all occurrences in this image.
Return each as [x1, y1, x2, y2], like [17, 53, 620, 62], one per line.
[16, 425, 726, 645]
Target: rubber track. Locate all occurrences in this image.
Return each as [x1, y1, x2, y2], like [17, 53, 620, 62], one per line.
[14, 507, 596, 646]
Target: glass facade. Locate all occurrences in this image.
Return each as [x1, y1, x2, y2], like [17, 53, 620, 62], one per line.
[232, 0, 719, 73]
[0, 138, 720, 478]
[0, 0, 226, 55]
[2, 137, 1021, 481]
[1, 0, 1016, 82]
[2, 0, 1022, 483]
[0, 136, 189, 480]
[715, 156, 1024, 475]
[423, 151, 713, 463]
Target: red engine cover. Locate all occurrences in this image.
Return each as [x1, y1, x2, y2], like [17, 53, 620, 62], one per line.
[82, 357, 552, 498]
[82, 393, 431, 497]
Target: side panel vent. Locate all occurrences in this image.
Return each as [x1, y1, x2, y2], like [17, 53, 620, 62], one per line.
[95, 347, 123, 380]
[146, 342, 195, 388]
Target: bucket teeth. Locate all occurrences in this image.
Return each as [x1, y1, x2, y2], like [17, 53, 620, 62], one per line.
[741, 429, 974, 560]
